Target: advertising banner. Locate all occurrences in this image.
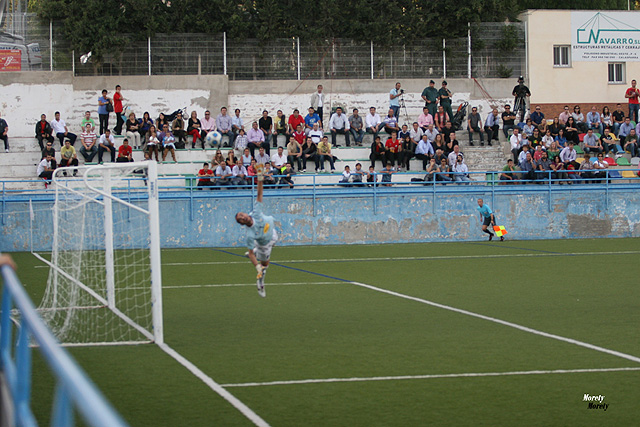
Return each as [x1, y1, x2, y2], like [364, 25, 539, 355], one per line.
[0, 50, 22, 71]
[572, 11, 640, 62]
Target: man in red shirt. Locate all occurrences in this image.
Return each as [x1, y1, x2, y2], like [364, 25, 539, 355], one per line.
[292, 124, 305, 145]
[116, 138, 133, 162]
[113, 85, 125, 135]
[625, 79, 639, 123]
[385, 131, 402, 169]
[288, 109, 305, 134]
[197, 162, 214, 189]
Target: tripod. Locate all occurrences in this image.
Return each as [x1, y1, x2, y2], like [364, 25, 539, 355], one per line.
[398, 94, 411, 127]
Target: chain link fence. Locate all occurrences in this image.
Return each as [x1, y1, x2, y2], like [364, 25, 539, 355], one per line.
[2, 14, 524, 79]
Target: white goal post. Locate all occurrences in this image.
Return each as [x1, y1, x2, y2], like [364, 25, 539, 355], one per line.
[37, 162, 163, 345]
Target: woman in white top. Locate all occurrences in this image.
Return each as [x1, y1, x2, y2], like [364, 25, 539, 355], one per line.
[146, 126, 160, 161]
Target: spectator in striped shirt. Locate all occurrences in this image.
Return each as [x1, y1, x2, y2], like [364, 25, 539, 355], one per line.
[79, 123, 98, 162]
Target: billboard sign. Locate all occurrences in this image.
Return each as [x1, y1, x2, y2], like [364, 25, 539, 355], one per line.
[572, 11, 640, 61]
[0, 49, 21, 71]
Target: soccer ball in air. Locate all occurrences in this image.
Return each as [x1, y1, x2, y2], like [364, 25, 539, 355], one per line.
[205, 131, 223, 147]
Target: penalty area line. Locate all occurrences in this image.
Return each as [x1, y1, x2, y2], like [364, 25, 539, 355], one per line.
[222, 367, 640, 388]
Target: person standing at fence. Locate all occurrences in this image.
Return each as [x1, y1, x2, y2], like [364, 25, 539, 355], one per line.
[389, 82, 403, 118]
[437, 81, 454, 125]
[310, 85, 325, 125]
[625, 79, 640, 123]
[113, 85, 125, 135]
[421, 80, 439, 117]
[477, 198, 503, 241]
[97, 90, 111, 136]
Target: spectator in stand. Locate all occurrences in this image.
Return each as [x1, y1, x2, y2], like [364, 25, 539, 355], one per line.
[415, 134, 434, 170]
[273, 110, 288, 148]
[51, 112, 77, 147]
[623, 128, 638, 157]
[434, 105, 449, 132]
[519, 151, 536, 182]
[158, 124, 177, 162]
[421, 80, 439, 117]
[308, 122, 323, 145]
[370, 136, 387, 169]
[555, 128, 568, 148]
[212, 150, 224, 167]
[231, 108, 244, 143]
[197, 162, 214, 189]
[352, 163, 365, 186]
[510, 127, 523, 164]
[380, 162, 395, 186]
[550, 155, 568, 183]
[501, 105, 516, 138]
[532, 144, 544, 162]
[286, 136, 302, 171]
[259, 110, 274, 148]
[317, 136, 335, 173]
[499, 159, 517, 184]
[571, 105, 587, 133]
[301, 136, 318, 173]
[171, 112, 186, 148]
[517, 143, 531, 166]
[348, 108, 365, 146]
[156, 113, 169, 134]
[399, 124, 410, 141]
[452, 154, 471, 183]
[146, 126, 160, 161]
[226, 150, 237, 168]
[97, 89, 111, 135]
[288, 109, 305, 136]
[558, 105, 571, 125]
[139, 112, 154, 146]
[618, 116, 634, 145]
[35, 114, 54, 151]
[292, 124, 305, 146]
[446, 131, 460, 155]
[329, 107, 350, 147]
[425, 123, 439, 143]
[384, 131, 402, 169]
[530, 105, 545, 131]
[389, 82, 402, 118]
[365, 106, 382, 140]
[549, 117, 564, 138]
[522, 118, 535, 137]
[234, 128, 248, 158]
[187, 111, 203, 149]
[564, 117, 580, 145]
[304, 107, 321, 135]
[37, 153, 56, 187]
[232, 159, 248, 187]
[112, 85, 125, 135]
[271, 146, 287, 170]
[215, 160, 233, 187]
[535, 150, 552, 182]
[42, 139, 55, 160]
[278, 163, 296, 189]
[241, 147, 252, 167]
[600, 128, 618, 155]
[339, 165, 353, 187]
[484, 108, 499, 145]
[467, 106, 483, 146]
[255, 146, 270, 166]
[583, 129, 603, 155]
[438, 81, 454, 124]
[432, 133, 446, 153]
[425, 157, 441, 182]
[246, 158, 258, 183]
[529, 128, 543, 149]
[216, 107, 234, 147]
[59, 139, 79, 176]
[625, 79, 640, 123]
[381, 108, 400, 135]
[310, 84, 325, 124]
[578, 157, 596, 183]
[80, 111, 96, 132]
[200, 110, 216, 142]
[612, 103, 626, 136]
[542, 129, 554, 149]
[98, 129, 116, 163]
[116, 138, 133, 162]
[560, 141, 579, 169]
[125, 112, 142, 149]
[400, 135, 415, 171]
[601, 106, 613, 132]
[247, 121, 268, 157]
[447, 144, 464, 167]
[547, 140, 561, 160]
[79, 123, 98, 162]
[592, 153, 609, 183]
[586, 106, 603, 135]
[410, 122, 424, 145]
[417, 106, 434, 131]
[366, 165, 377, 186]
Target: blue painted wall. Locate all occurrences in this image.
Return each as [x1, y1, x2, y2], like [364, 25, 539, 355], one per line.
[2, 188, 640, 252]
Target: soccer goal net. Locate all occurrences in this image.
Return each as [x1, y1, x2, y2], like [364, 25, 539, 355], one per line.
[37, 162, 163, 345]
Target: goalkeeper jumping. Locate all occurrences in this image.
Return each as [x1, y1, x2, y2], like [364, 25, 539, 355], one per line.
[235, 165, 278, 297]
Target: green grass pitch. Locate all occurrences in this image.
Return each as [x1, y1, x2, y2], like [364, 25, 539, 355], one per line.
[10, 238, 640, 426]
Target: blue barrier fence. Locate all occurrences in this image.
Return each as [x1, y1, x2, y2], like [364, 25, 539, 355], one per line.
[0, 264, 129, 427]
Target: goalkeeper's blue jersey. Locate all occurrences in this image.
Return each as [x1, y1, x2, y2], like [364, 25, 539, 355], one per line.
[246, 201, 275, 249]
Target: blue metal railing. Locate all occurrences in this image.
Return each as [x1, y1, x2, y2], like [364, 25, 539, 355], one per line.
[0, 264, 129, 427]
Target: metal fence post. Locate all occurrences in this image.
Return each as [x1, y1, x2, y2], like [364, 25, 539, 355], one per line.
[297, 37, 301, 80]
[467, 22, 471, 79]
[442, 38, 446, 79]
[71, 50, 75, 75]
[49, 20, 53, 71]
[223, 32, 227, 76]
[148, 37, 151, 76]
[370, 41, 374, 79]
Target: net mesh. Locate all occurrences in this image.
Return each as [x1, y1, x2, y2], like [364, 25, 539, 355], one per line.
[38, 164, 158, 344]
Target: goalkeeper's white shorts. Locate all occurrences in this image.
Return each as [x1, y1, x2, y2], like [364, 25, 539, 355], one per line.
[255, 229, 278, 262]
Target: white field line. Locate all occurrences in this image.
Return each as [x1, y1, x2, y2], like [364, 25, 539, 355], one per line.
[158, 343, 270, 427]
[222, 367, 640, 388]
[159, 281, 338, 290]
[349, 280, 640, 364]
[32, 250, 640, 269]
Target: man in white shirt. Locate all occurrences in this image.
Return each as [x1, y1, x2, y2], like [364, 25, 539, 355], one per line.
[232, 159, 248, 187]
[424, 124, 439, 143]
[510, 127, 523, 164]
[271, 146, 287, 169]
[51, 111, 77, 147]
[308, 122, 323, 144]
[560, 141, 578, 169]
[200, 110, 217, 141]
[329, 107, 350, 147]
[255, 146, 270, 165]
[215, 161, 233, 187]
[37, 154, 56, 187]
[310, 84, 325, 124]
[409, 122, 424, 144]
[365, 106, 382, 140]
[98, 129, 116, 163]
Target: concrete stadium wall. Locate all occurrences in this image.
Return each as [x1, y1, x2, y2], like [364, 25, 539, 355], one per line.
[0, 72, 516, 138]
[2, 189, 639, 252]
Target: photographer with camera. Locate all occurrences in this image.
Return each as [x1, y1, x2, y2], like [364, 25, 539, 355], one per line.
[437, 81, 454, 126]
[512, 76, 531, 123]
[389, 82, 403, 118]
